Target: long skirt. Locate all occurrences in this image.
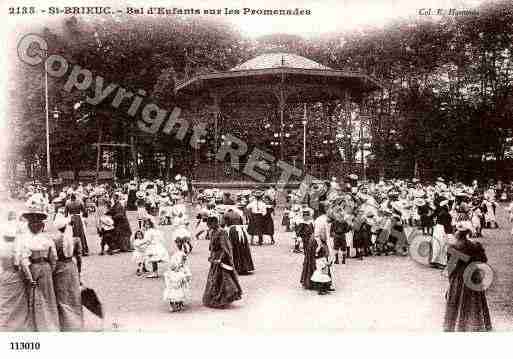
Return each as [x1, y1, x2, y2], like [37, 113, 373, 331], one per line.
[29, 262, 60, 331]
[202, 264, 242, 308]
[53, 260, 83, 331]
[70, 215, 88, 255]
[115, 218, 132, 251]
[263, 213, 274, 236]
[229, 227, 254, 275]
[0, 269, 33, 331]
[431, 224, 448, 266]
[247, 213, 265, 236]
[127, 190, 137, 211]
[163, 268, 192, 303]
[300, 239, 318, 290]
[443, 271, 492, 331]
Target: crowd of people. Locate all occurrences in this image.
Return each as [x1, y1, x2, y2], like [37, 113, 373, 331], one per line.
[1, 173, 505, 332]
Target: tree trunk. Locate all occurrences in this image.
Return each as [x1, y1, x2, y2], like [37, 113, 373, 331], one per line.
[165, 152, 172, 181]
[130, 133, 138, 180]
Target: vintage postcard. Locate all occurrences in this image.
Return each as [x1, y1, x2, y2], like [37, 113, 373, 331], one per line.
[0, 0, 511, 352]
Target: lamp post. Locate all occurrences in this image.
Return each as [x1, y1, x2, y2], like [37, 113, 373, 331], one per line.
[303, 103, 307, 169]
[44, 54, 52, 190]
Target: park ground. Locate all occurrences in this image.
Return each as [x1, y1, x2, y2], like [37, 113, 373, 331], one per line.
[2, 199, 512, 332]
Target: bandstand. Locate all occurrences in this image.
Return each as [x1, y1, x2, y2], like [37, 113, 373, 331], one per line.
[175, 53, 381, 184]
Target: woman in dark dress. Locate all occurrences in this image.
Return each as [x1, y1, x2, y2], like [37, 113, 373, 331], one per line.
[64, 193, 89, 256]
[417, 199, 434, 235]
[297, 210, 316, 290]
[106, 194, 133, 252]
[224, 210, 254, 275]
[126, 182, 138, 211]
[443, 224, 492, 332]
[262, 196, 275, 245]
[202, 216, 243, 308]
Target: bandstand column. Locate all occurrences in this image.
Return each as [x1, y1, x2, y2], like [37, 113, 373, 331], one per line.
[210, 92, 221, 182]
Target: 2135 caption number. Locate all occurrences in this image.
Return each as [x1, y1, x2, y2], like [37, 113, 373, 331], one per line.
[10, 342, 40, 350]
[8, 7, 36, 15]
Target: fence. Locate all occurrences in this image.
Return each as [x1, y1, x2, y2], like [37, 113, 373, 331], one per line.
[192, 161, 366, 183]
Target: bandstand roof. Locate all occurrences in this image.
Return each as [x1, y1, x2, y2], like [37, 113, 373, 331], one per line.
[175, 53, 381, 104]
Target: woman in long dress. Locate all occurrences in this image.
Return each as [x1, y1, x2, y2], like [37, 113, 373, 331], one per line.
[106, 194, 133, 252]
[52, 217, 83, 331]
[202, 216, 242, 308]
[0, 220, 33, 331]
[224, 210, 254, 275]
[64, 193, 89, 256]
[431, 200, 452, 268]
[297, 210, 316, 290]
[20, 211, 60, 331]
[443, 224, 492, 332]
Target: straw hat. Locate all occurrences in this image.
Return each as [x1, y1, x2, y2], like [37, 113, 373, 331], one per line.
[53, 215, 70, 230]
[99, 215, 114, 230]
[2, 223, 17, 240]
[21, 211, 48, 223]
[252, 189, 264, 198]
[414, 198, 426, 207]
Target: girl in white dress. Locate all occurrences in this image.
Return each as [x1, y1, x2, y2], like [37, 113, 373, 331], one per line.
[142, 217, 169, 278]
[163, 237, 192, 312]
[132, 230, 149, 276]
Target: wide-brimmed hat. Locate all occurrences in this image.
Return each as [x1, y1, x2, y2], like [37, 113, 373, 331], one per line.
[53, 215, 70, 230]
[388, 189, 399, 197]
[175, 174, 182, 181]
[455, 221, 473, 232]
[136, 191, 145, 199]
[21, 211, 47, 223]
[414, 198, 426, 207]
[436, 177, 445, 182]
[143, 215, 158, 228]
[440, 200, 449, 207]
[252, 189, 264, 198]
[99, 215, 114, 230]
[2, 223, 17, 239]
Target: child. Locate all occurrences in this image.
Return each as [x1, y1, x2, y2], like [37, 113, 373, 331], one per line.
[471, 202, 483, 238]
[294, 208, 314, 253]
[98, 215, 117, 255]
[196, 203, 215, 240]
[506, 200, 513, 223]
[330, 216, 351, 264]
[142, 217, 170, 278]
[163, 238, 192, 312]
[132, 229, 150, 276]
[135, 191, 147, 229]
[310, 242, 332, 295]
[158, 195, 173, 225]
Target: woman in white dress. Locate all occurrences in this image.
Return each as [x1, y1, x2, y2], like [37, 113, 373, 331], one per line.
[431, 200, 452, 268]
